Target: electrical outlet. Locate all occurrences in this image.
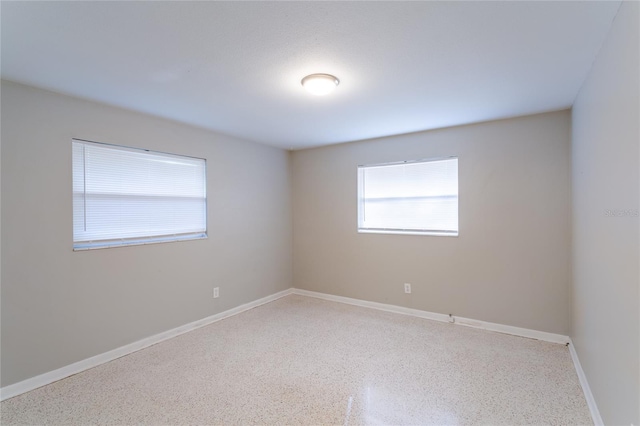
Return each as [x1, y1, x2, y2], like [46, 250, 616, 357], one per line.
[213, 287, 219, 298]
[404, 283, 411, 294]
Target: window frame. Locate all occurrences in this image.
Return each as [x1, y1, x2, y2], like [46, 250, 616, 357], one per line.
[357, 156, 459, 237]
[72, 138, 208, 251]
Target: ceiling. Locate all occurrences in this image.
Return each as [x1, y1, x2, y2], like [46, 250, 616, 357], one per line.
[1, 1, 621, 150]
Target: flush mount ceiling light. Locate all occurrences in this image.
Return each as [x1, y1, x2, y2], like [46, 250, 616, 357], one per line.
[301, 73, 340, 96]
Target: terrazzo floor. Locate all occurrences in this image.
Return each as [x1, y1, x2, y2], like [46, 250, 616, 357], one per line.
[1, 295, 592, 425]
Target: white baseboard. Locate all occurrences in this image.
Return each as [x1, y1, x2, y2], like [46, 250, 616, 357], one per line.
[291, 289, 604, 423]
[291, 288, 570, 344]
[568, 339, 604, 426]
[2, 285, 591, 425]
[0, 288, 293, 402]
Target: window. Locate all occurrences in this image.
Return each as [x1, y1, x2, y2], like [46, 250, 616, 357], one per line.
[72, 139, 207, 250]
[357, 157, 458, 236]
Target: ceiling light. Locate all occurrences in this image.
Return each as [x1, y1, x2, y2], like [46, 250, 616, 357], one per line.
[301, 73, 339, 96]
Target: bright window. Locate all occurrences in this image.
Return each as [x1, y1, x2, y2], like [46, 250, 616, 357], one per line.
[72, 139, 207, 250]
[357, 157, 458, 236]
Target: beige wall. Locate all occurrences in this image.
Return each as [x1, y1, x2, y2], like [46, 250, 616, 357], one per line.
[571, 2, 640, 424]
[0, 81, 293, 387]
[292, 111, 572, 335]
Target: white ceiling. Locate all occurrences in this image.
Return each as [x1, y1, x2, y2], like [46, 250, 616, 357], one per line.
[1, 1, 621, 150]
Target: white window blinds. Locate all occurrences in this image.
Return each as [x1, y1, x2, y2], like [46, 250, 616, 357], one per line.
[357, 158, 458, 236]
[72, 139, 207, 250]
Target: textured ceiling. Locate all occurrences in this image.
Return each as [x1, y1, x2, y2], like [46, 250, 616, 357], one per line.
[0, 1, 621, 149]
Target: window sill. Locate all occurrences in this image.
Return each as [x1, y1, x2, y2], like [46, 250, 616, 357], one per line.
[73, 233, 208, 251]
[358, 229, 458, 237]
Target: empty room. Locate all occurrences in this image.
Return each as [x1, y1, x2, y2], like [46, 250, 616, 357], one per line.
[0, 1, 638, 425]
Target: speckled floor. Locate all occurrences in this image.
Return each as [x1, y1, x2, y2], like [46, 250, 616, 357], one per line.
[1, 295, 591, 425]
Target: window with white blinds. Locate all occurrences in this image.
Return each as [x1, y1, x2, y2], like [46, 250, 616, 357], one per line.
[72, 139, 207, 250]
[357, 157, 458, 236]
